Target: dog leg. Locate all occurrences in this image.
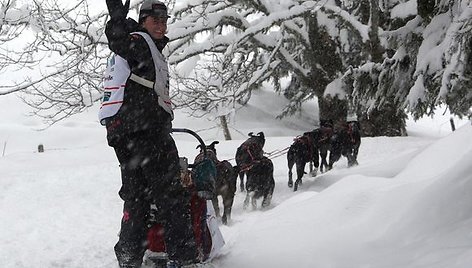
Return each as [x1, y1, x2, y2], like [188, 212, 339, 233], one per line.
[239, 172, 245, 192]
[211, 197, 220, 218]
[288, 170, 293, 187]
[262, 193, 272, 208]
[243, 191, 254, 210]
[296, 162, 305, 188]
[310, 167, 318, 177]
[294, 179, 300, 191]
[222, 194, 234, 225]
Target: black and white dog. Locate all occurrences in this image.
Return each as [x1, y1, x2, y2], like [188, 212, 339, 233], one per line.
[239, 156, 275, 209]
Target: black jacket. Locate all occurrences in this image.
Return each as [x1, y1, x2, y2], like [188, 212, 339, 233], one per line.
[104, 18, 172, 145]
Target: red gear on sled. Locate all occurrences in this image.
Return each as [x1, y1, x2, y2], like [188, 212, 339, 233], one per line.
[147, 190, 212, 260]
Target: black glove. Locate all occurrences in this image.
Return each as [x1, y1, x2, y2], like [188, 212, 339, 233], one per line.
[106, 0, 130, 21]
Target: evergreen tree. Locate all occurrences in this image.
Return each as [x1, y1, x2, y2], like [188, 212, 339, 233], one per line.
[341, 0, 472, 135]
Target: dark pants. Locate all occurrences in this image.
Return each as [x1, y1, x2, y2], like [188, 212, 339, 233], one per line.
[112, 131, 197, 268]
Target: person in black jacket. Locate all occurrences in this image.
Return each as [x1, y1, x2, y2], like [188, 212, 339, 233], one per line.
[102, 1, 198, 267]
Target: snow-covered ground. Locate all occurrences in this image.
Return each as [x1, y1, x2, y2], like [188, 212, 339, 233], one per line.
[0, 90, 471, 268]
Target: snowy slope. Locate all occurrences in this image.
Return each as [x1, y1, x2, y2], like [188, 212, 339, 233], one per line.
[0, 92, 471, 268]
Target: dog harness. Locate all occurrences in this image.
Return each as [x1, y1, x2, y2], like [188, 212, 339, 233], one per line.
[98, 31, 173, 125]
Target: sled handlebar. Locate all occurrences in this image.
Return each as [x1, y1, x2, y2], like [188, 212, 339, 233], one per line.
[171, 128, 208, 161]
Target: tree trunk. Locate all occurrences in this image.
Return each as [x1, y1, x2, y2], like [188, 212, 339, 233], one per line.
[369, 0, 383, 62]
[318, 96, 348, 128]
[219, 115, 232, 140]
[417, 0, 435, 20]
[307, 13, 347, 128]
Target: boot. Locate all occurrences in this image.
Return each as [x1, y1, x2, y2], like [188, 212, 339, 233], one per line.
[143, 250, 168, 268]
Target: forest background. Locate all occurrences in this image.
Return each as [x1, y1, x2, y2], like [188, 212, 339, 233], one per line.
[1, 0, 471, 136]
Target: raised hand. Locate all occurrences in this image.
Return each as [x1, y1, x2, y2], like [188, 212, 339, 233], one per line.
[105, 0, 130, 20]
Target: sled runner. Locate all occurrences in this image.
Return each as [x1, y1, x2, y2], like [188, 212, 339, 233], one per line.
[144, 128, 224, 268]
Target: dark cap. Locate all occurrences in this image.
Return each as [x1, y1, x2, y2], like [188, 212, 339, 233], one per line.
[139, 0, 169, 20]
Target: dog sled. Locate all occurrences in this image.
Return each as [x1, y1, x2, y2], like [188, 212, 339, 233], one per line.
[143, 128, 225, 268]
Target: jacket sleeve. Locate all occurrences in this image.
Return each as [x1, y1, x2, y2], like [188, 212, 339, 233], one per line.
[105, 18, 139, 59]
[105, 18, 155, 80]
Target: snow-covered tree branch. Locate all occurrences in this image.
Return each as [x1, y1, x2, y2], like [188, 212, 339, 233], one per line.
[0, 0, 470, 132]
[0, 0, 109, 125]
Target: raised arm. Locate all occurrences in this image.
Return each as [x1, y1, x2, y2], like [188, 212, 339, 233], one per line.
[104, 0, 140, 59]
